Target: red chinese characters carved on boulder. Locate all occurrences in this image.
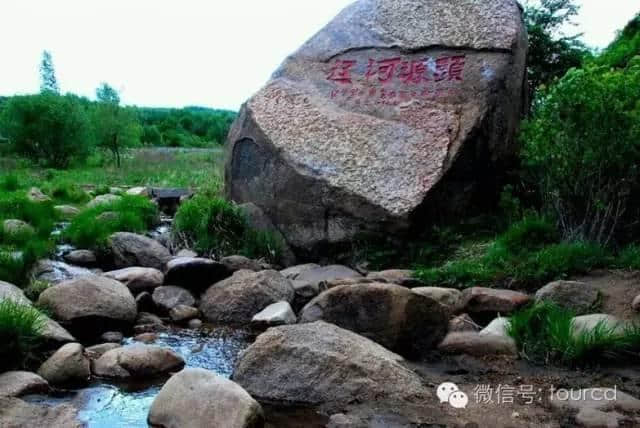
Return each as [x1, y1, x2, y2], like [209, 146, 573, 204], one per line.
[327, 55, 467, 85]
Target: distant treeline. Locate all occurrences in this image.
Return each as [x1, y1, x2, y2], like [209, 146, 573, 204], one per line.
[137, 106, 236, 148]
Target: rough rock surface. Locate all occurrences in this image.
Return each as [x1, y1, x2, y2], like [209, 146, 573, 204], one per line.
[299, 282, 447, 357]
[54, 205, 81, 219]
[169, 305, 199, 323]
[411, 287, 462, 312]
[225, 0, 527, 256]
[103, 267, 164, 293]
[63, 250, 97, 266]
[221, 255, 263, 272]
[367, 269, 422, 287]
[164, 257, 231, 292]
[550, 388, 640, 428]
[85, 343, 121, 360]
[0, 372, 49, 398]
[438, 332, 517, 357]
[108, 232, 171, 270]
[535, 280, 599, 315]
[295, 265, 362, 289]
[251, 301, 297, 329]
[87, 193, 121, 208]
[149, 368, 264, 428]
[0, 397, 81, 427]
[448, 313, 481, 333]
[571, 314, 625, 336]
[200, 270, 295, 324]
[461, 287, 531, 315]
[37, 343, 91, 385]
[232, 321, 429, 411]
[37, 275, 137, 338]
[479, 317, 511, 338]
[152, 286, 196, 314]
[93, 344, 185, 379]
[3, 219, 34, 236]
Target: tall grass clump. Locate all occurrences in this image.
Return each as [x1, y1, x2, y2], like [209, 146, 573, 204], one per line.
[174, 195, 282, 263]
[508, 301, 640, 365]
[64, 195, 158, 249]
[0, 299, 45, 369]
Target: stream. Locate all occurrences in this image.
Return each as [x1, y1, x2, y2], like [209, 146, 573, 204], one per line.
[24, 327, 252, 427]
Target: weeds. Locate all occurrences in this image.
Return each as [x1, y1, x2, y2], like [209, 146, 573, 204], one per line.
[0, 299, 45, 370]
[507, 302, 640, 365]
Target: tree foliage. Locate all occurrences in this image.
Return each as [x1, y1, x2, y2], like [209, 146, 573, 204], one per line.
[597, 13, 640, 69]
[0, 93, 92, 168]
[93, 83, 141, 167]
[521, 64, 640, 244]
[524, 0, 591, 109]
[39, 50, 60, 94]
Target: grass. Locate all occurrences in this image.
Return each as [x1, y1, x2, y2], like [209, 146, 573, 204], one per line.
[0, 299, 45, 370]
[64, 195, 159, 249]
[414, 216, 611, 289]
[507, 301, 640, 366]
[173, 195, 282, 263]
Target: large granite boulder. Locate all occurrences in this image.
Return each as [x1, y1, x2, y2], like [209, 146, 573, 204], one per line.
[164, 257, 231, 293]
[149, 368, 264, 428]
[232, 321, 429, 412]
[103, 267, 164, 293]
[299, 282, 447, 358]
[225, 0, 527, 257]
[0, 397, 81, 428]
[200, 270, 295, 324]
[0, 372, 49, 398]
[37, 276, 137, 339]
[37, 343, 90, 386]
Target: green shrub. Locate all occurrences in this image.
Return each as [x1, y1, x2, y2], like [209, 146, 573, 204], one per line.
[0, 300, 45, 370]
[174, 196, 282, 263]
[521, 65, 640, 245]
[508, 302, 640, 365]
[493, 216, 558, 255]
[0, 239, 53, 286]
[0, 93, 93, 168]
[41, 180, 89, 204]
[0, 174, 20, 192]
[64, 195, 158, 249]
[0, 193, 56, 238]
[616, 244, 640, 270]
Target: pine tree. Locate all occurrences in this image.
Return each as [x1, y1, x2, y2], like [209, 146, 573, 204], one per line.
[39, 50, 60, 94]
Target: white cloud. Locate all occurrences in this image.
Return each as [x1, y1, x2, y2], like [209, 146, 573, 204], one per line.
[0, 0, 637, 110]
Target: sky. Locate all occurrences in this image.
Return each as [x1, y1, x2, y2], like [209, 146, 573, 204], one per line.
[1, 0, 638, 111]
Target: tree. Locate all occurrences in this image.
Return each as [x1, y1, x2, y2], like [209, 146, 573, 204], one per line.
[521, 64, 640, 244]
[0, 93, 92, 168]
[93, 83, 141, 167]
[39, 51, 60, 94]
[524, 0, 591, 111]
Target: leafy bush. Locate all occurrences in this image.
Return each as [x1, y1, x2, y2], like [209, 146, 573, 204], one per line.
[0, 174, 20, 192]
[41, 180, 89, 204]
[0, 300, 45, 370]
[597, 13, 640, 69]
[616, 244, 640, 270]
[0, 93, 93, 168]
[64, 195, 158, 249]
[174, 196, 282, 263]
[508, 302, 640, 365]
[521, 65, 640, 245]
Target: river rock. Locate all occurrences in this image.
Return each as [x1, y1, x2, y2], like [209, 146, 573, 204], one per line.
[299, 282, 447, 357]
[93, 344, 185, 379]
[251, 301, 296, 329]
[103, 267, 164, 293]
[535, 280, 599, 315]
[164, 257, 231, 292]
[233, 321, 429, 411]
[221, 255, 263, 272]
[126, 186, 149, 197]
[0, 397, 81, 427]
[448, 313, 481, 333]
[100, 331, 123, 343]
[2, 219, 34, 236]
[0, 372, 49, 398]
[290, 279, 327, 312]
[280, 263, 320, 279]
[225, 0, 527, 257]
[0, 280, 31, 305]
[200, 270, 294, 324]
[367, 269, 421, 287]
[295, 265, 362, 290]
[85, 343, 121, 360]
[438, 332, 517, 357]
[188, 319, 203, 329]
[63, 250, 97, 266]
[37, 275, 137, 339]
[461, 287, 531, 316]
[108, 232, 171, 270]
[135, 291, 155, 312]
[149, 368, 264, 428]
[479, 317, 511, 338]
[175, 249, 198, 258]
[27, 187, 51, 203]
[411, 287, 462, 312]
[54, 205, 81, 219]
[87, 194, 121, 208]
[152, 286, 196, 314]
[37, 343, 90, 385]
[134, 333, 158, 344]
[571, 314, 626, 337]
[169, 305, 199, 323]
[550, 387, 640, 428]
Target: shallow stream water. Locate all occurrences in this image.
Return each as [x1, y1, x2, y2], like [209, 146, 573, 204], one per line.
[24, 327, 252, 427]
